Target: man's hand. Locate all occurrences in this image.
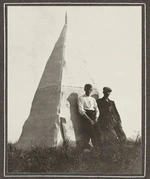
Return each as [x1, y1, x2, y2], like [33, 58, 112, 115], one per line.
[90, 120, 95, 125]
[83, 113, 95, 125]
[92, 117, 98, 125]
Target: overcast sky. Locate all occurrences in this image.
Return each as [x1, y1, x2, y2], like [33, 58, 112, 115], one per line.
[7, 5, 142, 143]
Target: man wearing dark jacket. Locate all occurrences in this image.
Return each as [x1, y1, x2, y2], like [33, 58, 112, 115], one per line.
[97, 87, 126, 143]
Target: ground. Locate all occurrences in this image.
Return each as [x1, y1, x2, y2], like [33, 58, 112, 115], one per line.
[7, 137, 142, 175]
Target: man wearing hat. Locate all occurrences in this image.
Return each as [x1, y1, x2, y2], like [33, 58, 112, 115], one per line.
[97, 87, 126, 143]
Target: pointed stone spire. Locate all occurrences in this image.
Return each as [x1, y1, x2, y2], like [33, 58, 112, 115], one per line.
[16, 15, 68, 150]
[65, 12, 67, 25]
[16, 15, 99, 150]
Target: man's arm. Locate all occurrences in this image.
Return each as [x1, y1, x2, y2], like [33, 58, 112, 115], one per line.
[113, 101, 121, 123]
[94, 99, 100, 122]
[83, 113, 95, 125]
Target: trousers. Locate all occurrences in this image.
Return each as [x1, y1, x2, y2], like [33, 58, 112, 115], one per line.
[81, 110, 99, 148]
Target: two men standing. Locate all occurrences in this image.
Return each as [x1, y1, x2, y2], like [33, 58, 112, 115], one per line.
[78, 84, 126, 149]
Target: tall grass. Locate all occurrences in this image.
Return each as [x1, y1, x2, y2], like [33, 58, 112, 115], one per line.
[7, 138, 142, 175]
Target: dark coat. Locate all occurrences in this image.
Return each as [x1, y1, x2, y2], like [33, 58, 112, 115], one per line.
[97, 97, 126, 142]
[97, 97, 120, 128]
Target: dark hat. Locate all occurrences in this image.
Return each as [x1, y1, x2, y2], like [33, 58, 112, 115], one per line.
[103, 87, 112, 92]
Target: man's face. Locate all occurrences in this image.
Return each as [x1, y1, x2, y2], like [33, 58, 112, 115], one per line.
[85, 87, 93, 95]
[104, 91, 111, 98]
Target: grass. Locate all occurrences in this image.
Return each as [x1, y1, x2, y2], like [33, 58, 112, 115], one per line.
[7, 137, 142, 175]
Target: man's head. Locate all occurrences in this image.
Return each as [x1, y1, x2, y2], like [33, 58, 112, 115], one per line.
[84, 84, 93, 96]
[103, 87, 112, 98]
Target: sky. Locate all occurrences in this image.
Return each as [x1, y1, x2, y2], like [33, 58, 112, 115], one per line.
[7, 5, 142, 143]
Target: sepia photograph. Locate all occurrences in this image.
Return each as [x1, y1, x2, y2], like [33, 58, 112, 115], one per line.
[3, 2, 146, 177]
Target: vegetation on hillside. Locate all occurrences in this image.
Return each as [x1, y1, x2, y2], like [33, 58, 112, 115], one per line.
[7, 137, 142, 175]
